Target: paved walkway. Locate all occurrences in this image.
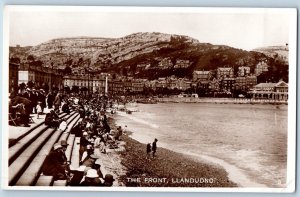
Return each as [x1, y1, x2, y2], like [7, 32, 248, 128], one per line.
[9, 107, 55, 140]
[9, 113, 46, 140]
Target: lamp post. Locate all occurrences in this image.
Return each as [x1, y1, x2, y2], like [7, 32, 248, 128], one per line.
[86, 59, 93, 98]
[88, 68, 90, 98]
[50, 62, 54, 92]
[105, 75, 108, 95]
[101, 73, 110, 96]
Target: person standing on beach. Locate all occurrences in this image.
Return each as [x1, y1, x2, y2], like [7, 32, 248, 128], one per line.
[152, 138, 158, 158]
[146, 143, 152, 160]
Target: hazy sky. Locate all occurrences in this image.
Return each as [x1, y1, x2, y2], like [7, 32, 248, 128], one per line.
[7, 7, 292, 50]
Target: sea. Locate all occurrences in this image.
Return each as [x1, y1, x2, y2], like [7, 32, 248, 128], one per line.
[114, 103, 288, 188]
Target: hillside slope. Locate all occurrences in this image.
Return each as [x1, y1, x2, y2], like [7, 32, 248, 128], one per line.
[10, 32, 287, 81]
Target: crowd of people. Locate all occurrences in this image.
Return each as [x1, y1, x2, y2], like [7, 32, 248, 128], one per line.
[9, 87, 71, 127]
[40, 94, 124, 186]
[9, 85, 160, 187]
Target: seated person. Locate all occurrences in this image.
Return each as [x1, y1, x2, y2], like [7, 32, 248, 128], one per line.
[45, 110, 60, 128]
[79, 132, 92, 159]
[80, 145, 97, 167]
[9, 103, 25, 126]
[94, 136, 106, 155]
[62, 101, 71, 114]
[101, 174, 115, 187]
[41, 143, 68, 180]
[80, 169, 102, 186]
[78, 107, 85, 118]
[70, 121, 84, 137]
[114, 126, 123, 141]
[10, 95, 32, 127]
[92, 159, 104, 179]
[58, 118, 68, 132]
[69, 165, 86, 186]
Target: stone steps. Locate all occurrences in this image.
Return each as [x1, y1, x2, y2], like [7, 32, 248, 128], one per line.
[8, 112, 79, 186]
[17, 115, 81, 186]
[9, 111, 71, 148]
[9, 111, 76, 165]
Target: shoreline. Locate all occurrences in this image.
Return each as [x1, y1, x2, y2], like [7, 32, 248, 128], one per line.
[156, 97, 288, 105]
[108, 117, 237, 187]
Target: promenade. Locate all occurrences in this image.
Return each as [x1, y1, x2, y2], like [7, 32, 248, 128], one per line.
[7, 105, 126, 187]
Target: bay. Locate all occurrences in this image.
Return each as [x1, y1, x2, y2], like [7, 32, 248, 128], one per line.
[115, 103, 287, 188]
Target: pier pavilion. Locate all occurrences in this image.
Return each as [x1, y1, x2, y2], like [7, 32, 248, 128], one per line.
[248, 81, 288, 101]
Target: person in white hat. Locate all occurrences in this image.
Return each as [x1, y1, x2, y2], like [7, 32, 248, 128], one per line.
[80, 169, 101, 186]
[53, 143, 62, 150]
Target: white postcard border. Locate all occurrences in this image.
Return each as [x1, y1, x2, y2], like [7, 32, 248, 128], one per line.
[1, 5, 297, 193]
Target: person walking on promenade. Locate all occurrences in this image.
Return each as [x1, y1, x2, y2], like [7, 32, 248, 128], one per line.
[54, 92, 62, 113]
[31, 89, 38, 114]
[46, 91, 54, 109]
[36, 101, 42, 119]
[146, 143, 152, 160]
[152, 138, 158, 158]
[37, 89, 46, 113]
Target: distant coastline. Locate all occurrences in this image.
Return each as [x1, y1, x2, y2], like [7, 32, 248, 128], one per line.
[156, 97, 288, 105]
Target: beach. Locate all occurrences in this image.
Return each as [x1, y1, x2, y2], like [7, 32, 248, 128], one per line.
[119, 131, 237, 187]
[108, 116, 237, 187]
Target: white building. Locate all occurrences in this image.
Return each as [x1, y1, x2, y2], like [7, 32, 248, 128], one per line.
[237, 66, 251, 77]
[63, 75, 107, 93]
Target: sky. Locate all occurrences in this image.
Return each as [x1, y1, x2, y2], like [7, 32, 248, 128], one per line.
[7, 6, 293, 51]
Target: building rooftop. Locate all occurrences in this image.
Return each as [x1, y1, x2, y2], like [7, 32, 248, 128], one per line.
[254, 83, 276, 88]
[275, 81, 288, 87]
[194, 70, 210, 74]
[218, 67, 233, 71]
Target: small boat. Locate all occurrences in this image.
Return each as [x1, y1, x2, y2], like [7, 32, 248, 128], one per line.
[137, 98, 158, 104]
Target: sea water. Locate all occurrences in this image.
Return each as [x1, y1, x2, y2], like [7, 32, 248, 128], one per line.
[115, 103, 288, 188]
